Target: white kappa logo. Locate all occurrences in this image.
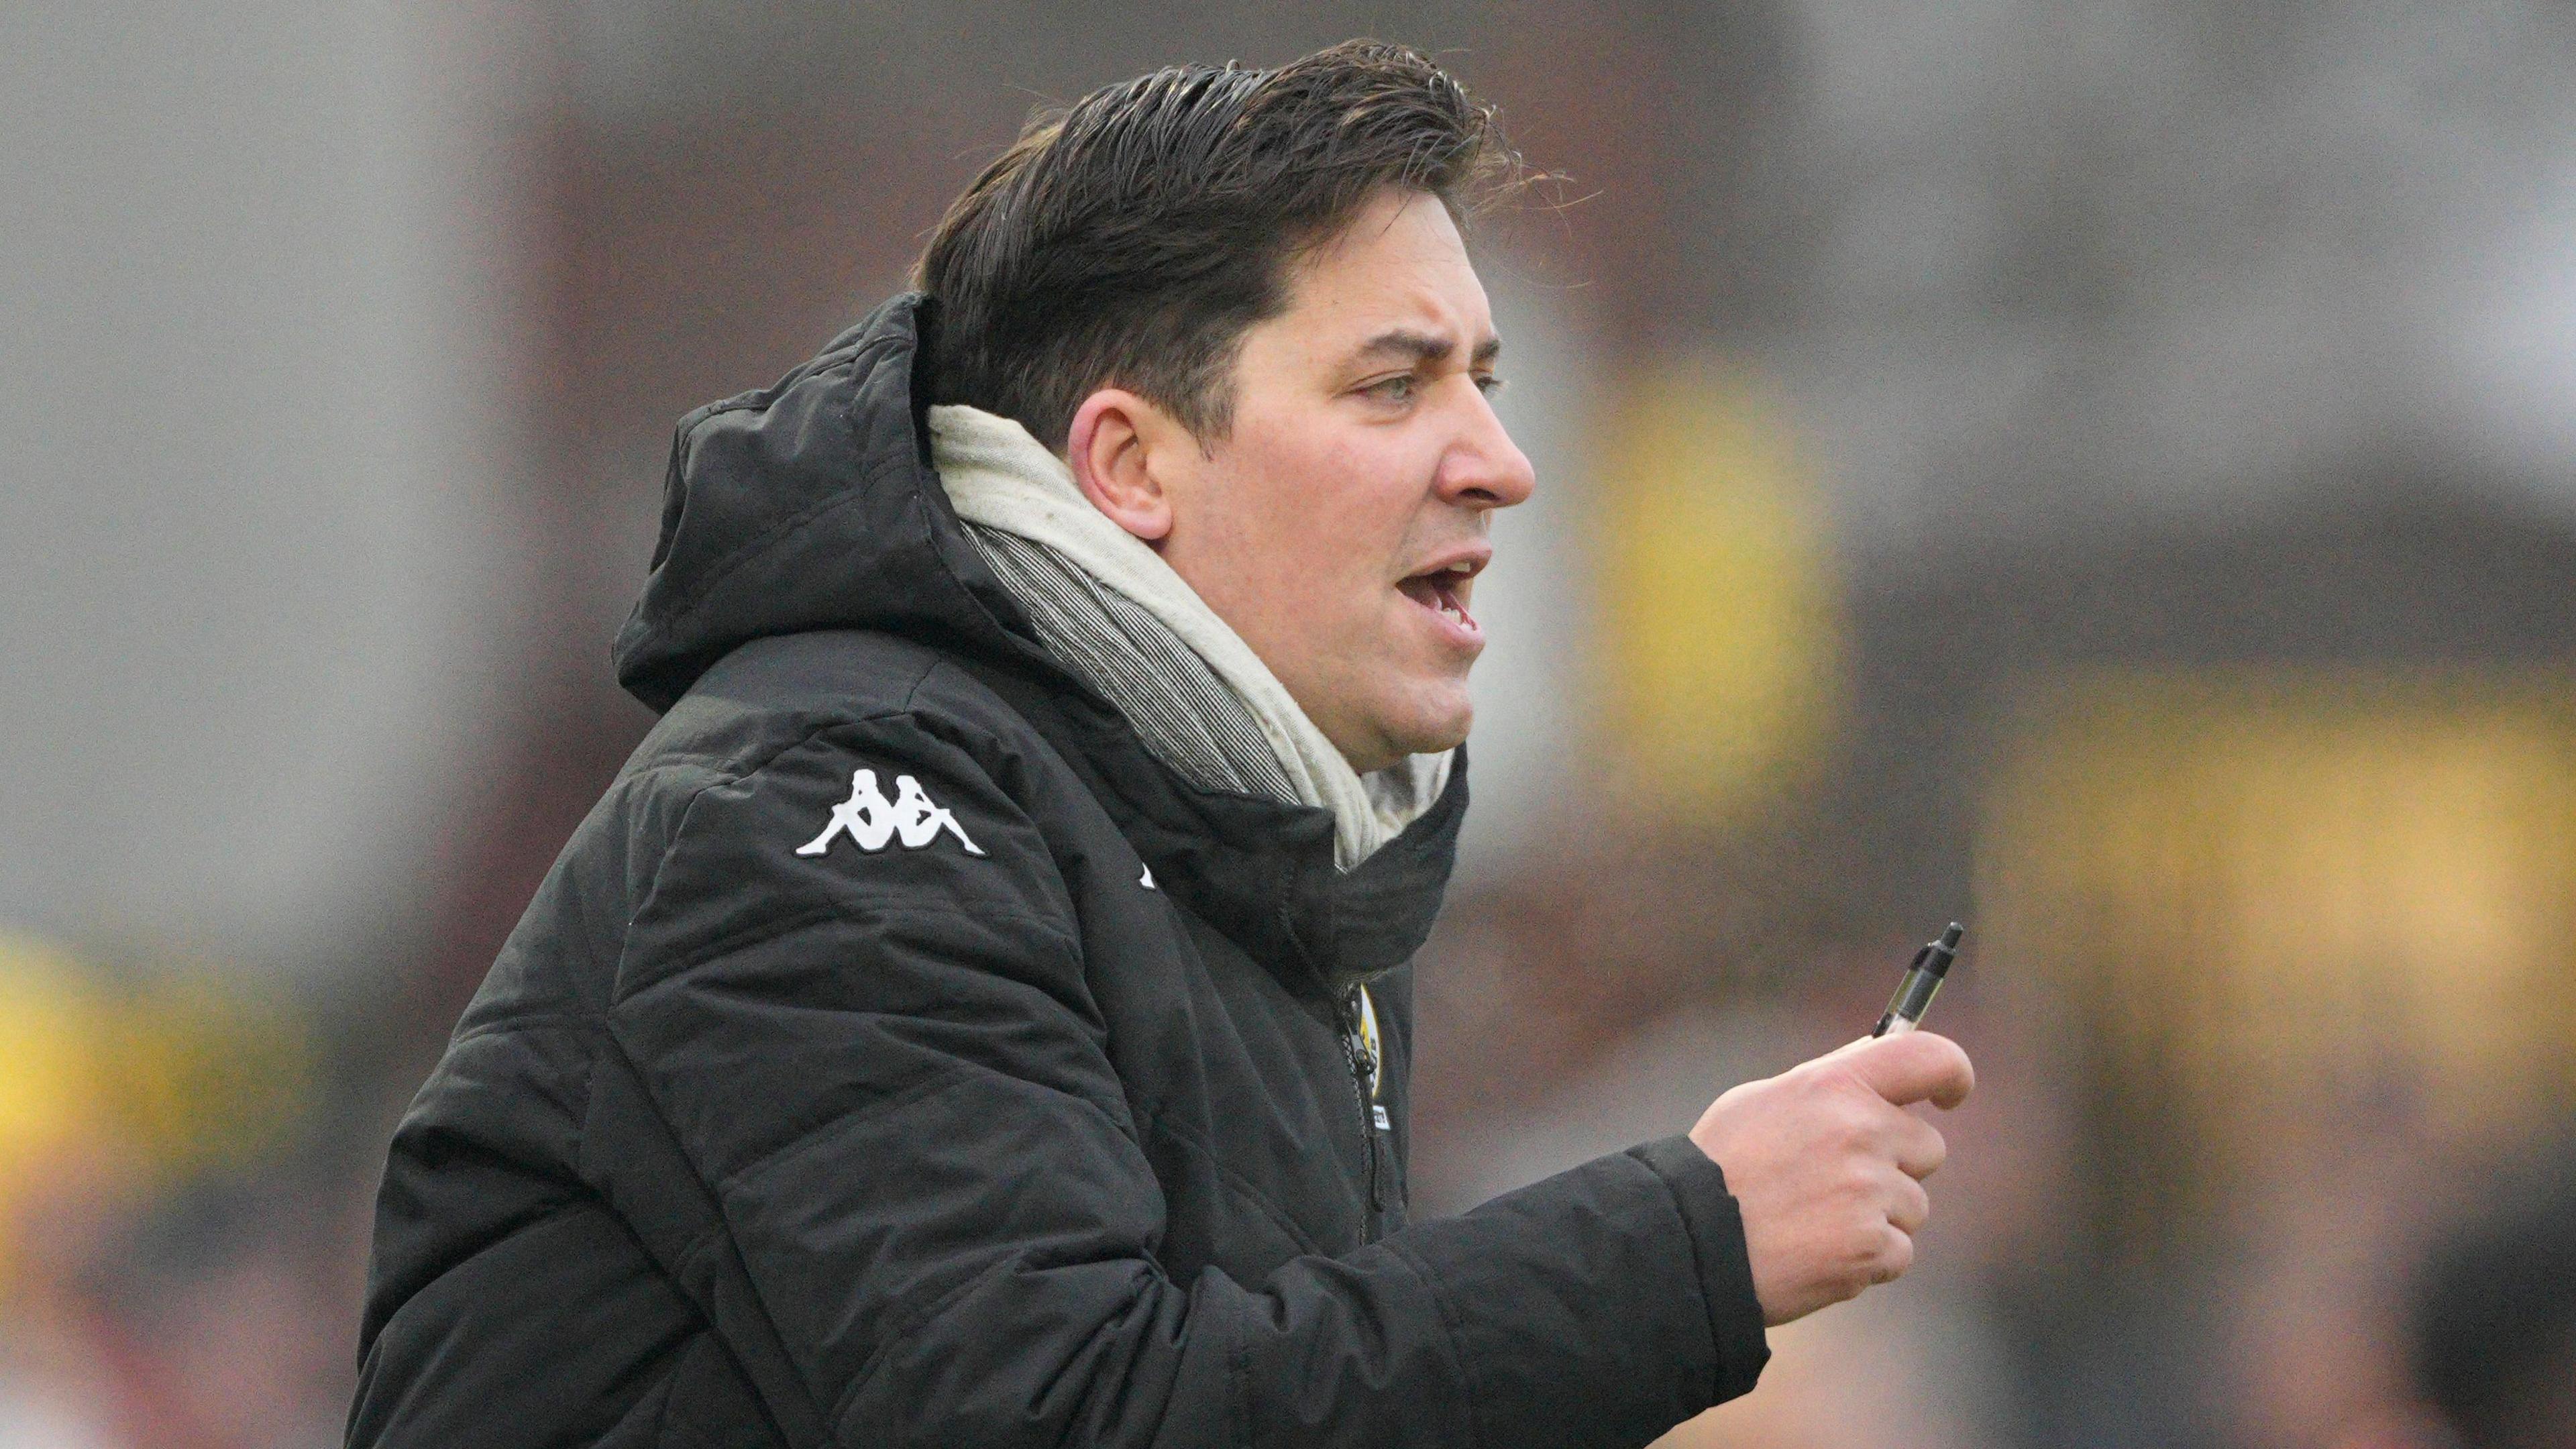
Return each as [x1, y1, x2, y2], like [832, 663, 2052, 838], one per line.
[796, 769, 986, 858]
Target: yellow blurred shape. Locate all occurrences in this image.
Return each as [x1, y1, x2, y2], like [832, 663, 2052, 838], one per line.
[1593, 363, 1840, 822]
[108, 973, 312, 1175]
[0, 931, 314, 1296]
[0, 934, 112, 1297]
[1980, 671, 2576, 1244]
[0, 936, 109, 1176]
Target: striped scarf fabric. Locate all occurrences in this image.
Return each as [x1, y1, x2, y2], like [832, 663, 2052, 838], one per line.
[965, 525, 1297, 801]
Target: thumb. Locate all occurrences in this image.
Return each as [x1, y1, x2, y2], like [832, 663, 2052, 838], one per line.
[1839, 1031, 1974, 1110]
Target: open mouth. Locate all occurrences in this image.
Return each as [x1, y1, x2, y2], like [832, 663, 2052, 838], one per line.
[1395, 559, 1483, 633]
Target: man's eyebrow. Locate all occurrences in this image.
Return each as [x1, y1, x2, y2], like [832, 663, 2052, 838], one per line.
[1350, 329, 1506, 368]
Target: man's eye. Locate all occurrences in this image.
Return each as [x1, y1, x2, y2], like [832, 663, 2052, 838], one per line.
[1363, 375, 1418, 402]
[1474, 373, 1507, 396]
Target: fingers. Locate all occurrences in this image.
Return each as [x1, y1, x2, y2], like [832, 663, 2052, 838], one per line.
[1722, 1035, 1966, 1323]
[1885, 1171, 1931, 1236]
[1841, 1031, 1974, 1110]
[1888, 1112, 1947, 1181]
[1869, 1225, 1916, 1285]
[1867, 1174, 1927, 1288]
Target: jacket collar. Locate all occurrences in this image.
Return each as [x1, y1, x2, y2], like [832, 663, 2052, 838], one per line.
[957, 653, 1466, 994]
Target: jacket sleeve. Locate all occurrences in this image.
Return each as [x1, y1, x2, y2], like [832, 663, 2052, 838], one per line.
[606, 716, 1768, 1449]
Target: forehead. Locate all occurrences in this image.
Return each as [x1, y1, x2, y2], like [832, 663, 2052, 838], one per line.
[1272, 190, 1495, 348]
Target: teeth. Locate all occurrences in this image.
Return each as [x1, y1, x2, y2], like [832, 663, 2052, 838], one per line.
[1434, 580, 1468, 623]
[1401, 565, 1479, 628]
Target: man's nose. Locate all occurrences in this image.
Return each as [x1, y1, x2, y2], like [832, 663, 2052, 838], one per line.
[1436, 390, 1538, 511]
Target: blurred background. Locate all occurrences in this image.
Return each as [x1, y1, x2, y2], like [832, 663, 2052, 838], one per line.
[8, 2, 2576, 1445]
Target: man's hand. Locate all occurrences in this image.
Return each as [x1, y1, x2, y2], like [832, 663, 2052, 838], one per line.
[1688, 1032, 1975, 1326]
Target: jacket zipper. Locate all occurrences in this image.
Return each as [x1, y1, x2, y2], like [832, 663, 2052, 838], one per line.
[1336, 986, 1385, 1238]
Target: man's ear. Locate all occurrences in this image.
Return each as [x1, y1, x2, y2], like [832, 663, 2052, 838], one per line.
[1067, 388, 1180, 544]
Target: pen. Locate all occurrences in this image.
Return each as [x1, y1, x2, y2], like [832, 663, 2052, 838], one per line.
[1872, 922, 1964, 1037]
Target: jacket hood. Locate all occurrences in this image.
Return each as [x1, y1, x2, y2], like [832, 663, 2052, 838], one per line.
[611, 292, 1462, 994]
[614, 294, 1031, 712]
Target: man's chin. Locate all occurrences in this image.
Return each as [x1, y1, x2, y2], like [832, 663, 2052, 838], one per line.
[1364, 692, 1473, 767]
[1307, 665, 1474, 773]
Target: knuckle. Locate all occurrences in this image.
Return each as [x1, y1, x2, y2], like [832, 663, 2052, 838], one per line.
[1850, 1212, 1889, 1263]
[1862, 1223, 1913, 1279]
[1835, 1097, 1884, 1146]
[1882, 1233, 1916, 1281]
[1815, 1063, 1870, 1102]
[1835, 1238, 1879, 1293]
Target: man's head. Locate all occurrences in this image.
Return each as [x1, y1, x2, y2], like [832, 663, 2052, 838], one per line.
[916, 43, 1536, 773]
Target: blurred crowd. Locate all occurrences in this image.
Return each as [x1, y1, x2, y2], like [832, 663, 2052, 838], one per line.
[9, 2, 2576, 1446]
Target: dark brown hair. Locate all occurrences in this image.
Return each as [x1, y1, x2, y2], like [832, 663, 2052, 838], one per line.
[913, 41, 1514, 448]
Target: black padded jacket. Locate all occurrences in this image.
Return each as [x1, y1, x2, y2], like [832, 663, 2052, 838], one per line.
[347, 294, 1769, 1449]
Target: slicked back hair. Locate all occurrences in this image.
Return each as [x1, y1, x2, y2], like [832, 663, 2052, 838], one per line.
[913, 41, 1514, 450]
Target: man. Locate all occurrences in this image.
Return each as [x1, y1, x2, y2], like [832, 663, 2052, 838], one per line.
[350, 42, 1972, 1448]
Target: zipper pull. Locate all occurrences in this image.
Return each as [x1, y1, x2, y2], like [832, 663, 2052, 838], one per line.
[1343, 987, 1382, 1099]
[1340, 988, 1386, 1219]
